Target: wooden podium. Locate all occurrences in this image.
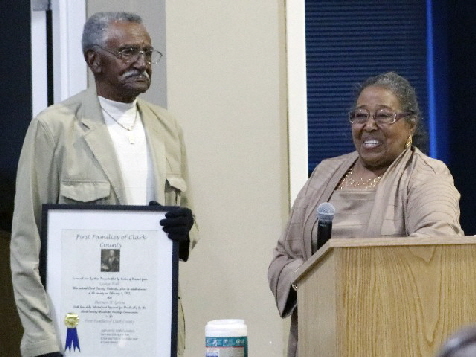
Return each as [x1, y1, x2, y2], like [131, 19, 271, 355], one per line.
[293, 236, 476, 357]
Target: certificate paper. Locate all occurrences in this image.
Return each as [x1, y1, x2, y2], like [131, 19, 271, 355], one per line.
[40, 205, 178, 357]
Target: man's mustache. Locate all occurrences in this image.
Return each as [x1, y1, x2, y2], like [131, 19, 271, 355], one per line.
[123, 70, 150, 79]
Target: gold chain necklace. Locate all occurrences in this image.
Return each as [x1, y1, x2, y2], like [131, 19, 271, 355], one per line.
[338, 166, 383, 189]
[101, 105, 138, 144]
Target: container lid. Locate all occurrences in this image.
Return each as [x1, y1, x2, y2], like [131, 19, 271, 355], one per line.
[205, 319, 247, 337]
[207, 319, 245, 326]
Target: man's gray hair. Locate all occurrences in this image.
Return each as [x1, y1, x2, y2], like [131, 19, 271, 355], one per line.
[81, 12, 143, 53]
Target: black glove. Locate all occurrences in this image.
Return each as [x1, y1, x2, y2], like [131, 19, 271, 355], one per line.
[160, 207, 194, 242]
[161, 207, 193, 261]
[149, 201, 194, 261]
[36, 353, 63, 357]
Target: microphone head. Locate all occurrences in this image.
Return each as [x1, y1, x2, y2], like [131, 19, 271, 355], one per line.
[317, 202, 335, 222]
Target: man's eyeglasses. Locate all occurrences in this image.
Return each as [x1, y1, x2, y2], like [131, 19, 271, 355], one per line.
[349, 108, 414, 126]
[93, 45, 163, 65]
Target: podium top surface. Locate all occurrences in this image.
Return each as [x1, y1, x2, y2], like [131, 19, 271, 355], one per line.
[293, 236, 476, 286]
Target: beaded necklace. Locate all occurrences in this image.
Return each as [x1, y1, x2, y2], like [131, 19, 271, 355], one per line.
[338, 166, 383, 189]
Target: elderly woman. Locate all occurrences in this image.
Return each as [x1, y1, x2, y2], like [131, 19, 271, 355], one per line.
[268, 72, 464, 357]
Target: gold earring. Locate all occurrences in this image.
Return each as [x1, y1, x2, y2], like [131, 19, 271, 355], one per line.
[405, 135, 413, 150]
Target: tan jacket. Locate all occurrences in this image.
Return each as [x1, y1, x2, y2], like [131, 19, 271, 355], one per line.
[10, 88, 198, 357]
[268, 148, 463, 357]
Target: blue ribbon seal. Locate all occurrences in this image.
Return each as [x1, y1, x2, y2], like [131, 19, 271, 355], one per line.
[64, 313, 81, 352]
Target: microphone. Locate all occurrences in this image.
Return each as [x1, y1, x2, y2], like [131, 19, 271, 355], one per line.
[312, 202, 335, 254]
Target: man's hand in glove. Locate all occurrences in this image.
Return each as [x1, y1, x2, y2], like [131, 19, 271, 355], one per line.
[159, 207, 194, 243]
[150, 201, 194, 261]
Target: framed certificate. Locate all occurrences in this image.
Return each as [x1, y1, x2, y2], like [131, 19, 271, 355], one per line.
[40, 204, 178, 357]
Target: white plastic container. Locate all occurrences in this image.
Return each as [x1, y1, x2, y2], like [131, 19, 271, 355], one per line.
[205, 319, 248, 357]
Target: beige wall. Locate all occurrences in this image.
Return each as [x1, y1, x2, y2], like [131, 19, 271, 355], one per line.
[89, 1, 290, 355]
[166, 1, 289, 356]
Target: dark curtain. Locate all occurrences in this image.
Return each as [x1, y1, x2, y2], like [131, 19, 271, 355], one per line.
[446, 1, 476, 234]
[0, 2, 32, 232]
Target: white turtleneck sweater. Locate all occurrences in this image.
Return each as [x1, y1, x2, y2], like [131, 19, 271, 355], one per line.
[98, 96, 155, 205]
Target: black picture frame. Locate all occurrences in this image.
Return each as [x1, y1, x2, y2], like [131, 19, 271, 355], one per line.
[40, 204, 178, 357]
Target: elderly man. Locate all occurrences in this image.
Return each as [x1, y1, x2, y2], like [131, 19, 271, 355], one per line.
[10, 12, 197, 357]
